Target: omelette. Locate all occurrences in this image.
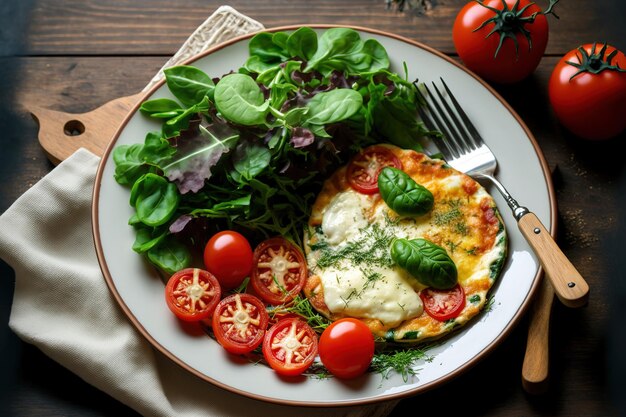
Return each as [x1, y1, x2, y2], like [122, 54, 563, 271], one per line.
[303, 144, 507, 343]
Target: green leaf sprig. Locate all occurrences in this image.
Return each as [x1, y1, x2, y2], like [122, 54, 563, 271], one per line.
[566, 42, 626, 80]
[473, 0, 560, 58]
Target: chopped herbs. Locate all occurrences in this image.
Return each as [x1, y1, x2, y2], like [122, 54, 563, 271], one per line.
[314, 222, 395, 269]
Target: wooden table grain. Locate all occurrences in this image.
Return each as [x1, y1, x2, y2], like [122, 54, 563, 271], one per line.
[1, 1, 625, 415]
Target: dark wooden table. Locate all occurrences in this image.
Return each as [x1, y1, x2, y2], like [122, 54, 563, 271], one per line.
[1, 1, 625, 415]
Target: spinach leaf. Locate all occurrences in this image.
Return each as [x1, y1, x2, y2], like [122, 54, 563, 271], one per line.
[164, 66, 215, 107]
[113, 144, 149, 186]
[232, 141, 271, 180]
[130, 173, 180, 227]
[139, 98, 184, 118]
[147, 237, 191, 275]
[286, 27, 318, 60]
[378, 167, 434, 216]
[214, 74, 269, 126]
[245, 32, 290, 73]
[306, 28, 389, 75]
[132, 225, 168, 253]
[304, 88, 363, 125]
[391, 238, 458, 289]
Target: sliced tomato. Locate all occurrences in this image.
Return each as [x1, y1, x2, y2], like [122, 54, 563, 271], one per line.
[250, 237, 307, 305]
[165, 268, 221, 322]
[419, 284, 466, 321]
[212, 293, 269, 354]
[346, 146, 402, 194]
[262, 318, 318, 376]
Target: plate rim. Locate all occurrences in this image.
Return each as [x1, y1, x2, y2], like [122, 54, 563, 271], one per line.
[92, 24, 556, 407]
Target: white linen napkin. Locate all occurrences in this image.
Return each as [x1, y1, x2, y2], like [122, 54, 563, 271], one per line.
[0, 6, 398, 417]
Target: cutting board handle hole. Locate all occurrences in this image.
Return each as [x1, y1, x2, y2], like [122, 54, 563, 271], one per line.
[64, 120, 85, 136]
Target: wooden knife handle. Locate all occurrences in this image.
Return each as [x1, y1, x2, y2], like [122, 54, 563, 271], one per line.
[29, 93, 142, 165]
[522, 276, 554, 394]
[518, 212, 589, 308]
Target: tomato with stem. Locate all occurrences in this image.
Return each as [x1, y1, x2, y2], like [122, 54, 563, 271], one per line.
[549, 43, 626, 140]
[250, 237, 307, 305]
[452, 0, 559, 84]
[212, 293, 269, 354]
[262, 318, 318, 376]
[346, 146, 402, 194]
[165, 268, 221, 322]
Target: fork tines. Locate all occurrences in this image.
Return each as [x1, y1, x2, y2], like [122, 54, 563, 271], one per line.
[416, 78, 481, 160]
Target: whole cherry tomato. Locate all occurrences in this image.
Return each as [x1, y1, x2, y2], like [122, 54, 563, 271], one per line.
[453, 0, 558, 84]
[318, 318, 375, 379]
[203, 230, 253, 290]
[548, 43, 626, 140]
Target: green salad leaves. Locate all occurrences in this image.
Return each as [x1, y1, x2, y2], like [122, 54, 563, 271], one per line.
[113, 27, 433, 274]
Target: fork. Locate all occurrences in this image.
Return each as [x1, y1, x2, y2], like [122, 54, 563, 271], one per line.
[416, 78, 589, 308]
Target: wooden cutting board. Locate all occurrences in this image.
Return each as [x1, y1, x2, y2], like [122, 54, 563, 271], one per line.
[30, 93, 143, 165]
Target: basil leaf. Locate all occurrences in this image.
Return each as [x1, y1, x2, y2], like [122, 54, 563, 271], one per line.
[164, 66, 215, 107]
[391, 238, 458, 289]
[378, 167, 434, 216]
[214, 73, 269, 126]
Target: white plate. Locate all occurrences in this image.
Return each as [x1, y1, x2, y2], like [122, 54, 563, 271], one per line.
[93, 26, 555, 407]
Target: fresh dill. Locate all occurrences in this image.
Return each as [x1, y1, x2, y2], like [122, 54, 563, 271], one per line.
[268, 294, 332, 331]
[370, 347, 434, 382]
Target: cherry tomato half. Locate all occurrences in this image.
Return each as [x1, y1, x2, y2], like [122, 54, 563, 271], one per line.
[453, 0, 552, 84]
[548, 43, 626, 140]
[346, 146, 402, 194]
[250, 237, 307, 305]
[165, 268, 221, 322]
[203, 230, 253, 291]
[419, 284, 466, 322]
[212, 293, 269, 355]
[262, 318, 318, 376]
[318, 318, 374, 379]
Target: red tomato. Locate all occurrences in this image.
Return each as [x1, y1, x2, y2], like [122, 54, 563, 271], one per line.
[346, 146, 402, 194]
[164, 268, 221, 322]
[318, 318, 374, 379]
[452, 0, 554, 84]
[548, 43, 626, 140]
[250, 237, 307, 305]
[419, 284, 466, 322]
[212, 293, 269, 354]
[262, 318, 318, 376]
[203, 230, 253, 290]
